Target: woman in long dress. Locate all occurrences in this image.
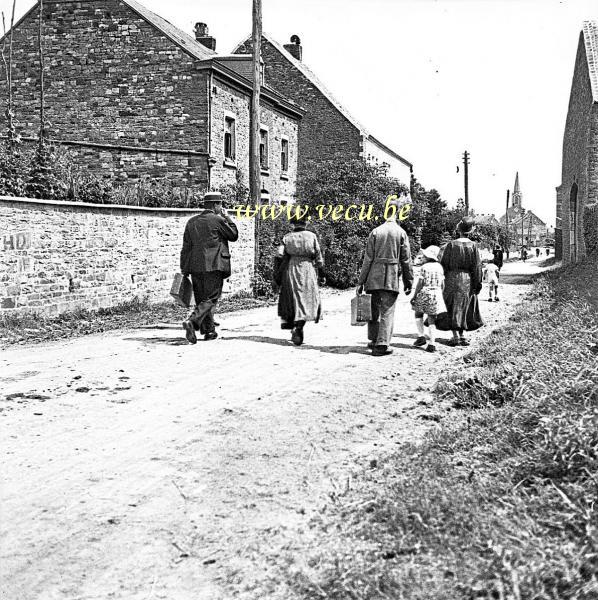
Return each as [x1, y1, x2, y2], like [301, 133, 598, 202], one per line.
[277, 218, 323, 346]
[440, 216, 483, 346]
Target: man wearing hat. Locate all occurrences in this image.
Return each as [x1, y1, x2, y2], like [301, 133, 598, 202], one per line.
[356, 196, 414, 356]
[180, 192, 239, 344]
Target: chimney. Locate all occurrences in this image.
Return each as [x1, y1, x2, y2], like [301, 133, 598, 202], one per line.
[194, 22, 216, 51]
[284, 35, 302, 61]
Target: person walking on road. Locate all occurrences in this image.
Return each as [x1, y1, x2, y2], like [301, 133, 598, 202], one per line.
[492, 245, 504, 269]
[180, 192, 239, 344]
[440, 217, 483, 346]
[411, 245, 446, 353]
[357, 197, 413, 357]
[277, 216, 324, 346]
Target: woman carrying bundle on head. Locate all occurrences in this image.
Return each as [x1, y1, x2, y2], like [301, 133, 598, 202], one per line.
[276, 215, 324, 346]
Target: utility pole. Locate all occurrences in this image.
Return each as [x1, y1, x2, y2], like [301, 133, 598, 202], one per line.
[505, 189, 510, 252]
[37, 0, 46, 150]
[249, 0, 262, 267]
[462, 150, 470, 215]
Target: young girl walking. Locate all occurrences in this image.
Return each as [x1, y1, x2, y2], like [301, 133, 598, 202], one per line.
[411, 245, 446, 353]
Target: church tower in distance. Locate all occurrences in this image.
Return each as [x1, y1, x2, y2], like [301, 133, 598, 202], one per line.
[512, 172, 522, 210]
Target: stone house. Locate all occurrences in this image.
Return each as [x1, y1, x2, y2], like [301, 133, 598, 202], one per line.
[556, 20, 598, 262]
[233, 34, 413, 188]
[0, 0, 303, 203]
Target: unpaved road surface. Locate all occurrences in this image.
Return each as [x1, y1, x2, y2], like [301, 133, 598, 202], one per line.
[1, 259, 552, 600]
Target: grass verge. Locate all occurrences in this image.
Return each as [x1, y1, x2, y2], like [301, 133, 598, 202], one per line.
[0, 292, 275, 347]
[281, 257, 598, 599]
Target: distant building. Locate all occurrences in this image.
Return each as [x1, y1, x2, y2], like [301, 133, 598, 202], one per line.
[499, 172, 548, 247]
[556, 20, 598, 263]
[234, 34, 413, 188]
[474, 213, 500, 227]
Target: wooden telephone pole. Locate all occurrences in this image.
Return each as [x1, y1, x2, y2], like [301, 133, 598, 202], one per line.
[462, 150, 470, 215]
[505, 189, 510, 251]
[249, 0, 262, 265]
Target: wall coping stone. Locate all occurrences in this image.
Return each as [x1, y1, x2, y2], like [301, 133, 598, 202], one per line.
[0, 196, 243, 216]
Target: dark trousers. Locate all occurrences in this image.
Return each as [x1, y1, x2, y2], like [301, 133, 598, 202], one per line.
[189, 271, 224, 334]
[368, 290, 399, 347]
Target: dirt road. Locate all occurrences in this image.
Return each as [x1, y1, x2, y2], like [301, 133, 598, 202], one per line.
[0, 258, 551, 600]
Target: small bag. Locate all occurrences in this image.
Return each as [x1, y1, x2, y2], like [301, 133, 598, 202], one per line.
[351, 292, 372, 326]
[170, 273, 193, 308]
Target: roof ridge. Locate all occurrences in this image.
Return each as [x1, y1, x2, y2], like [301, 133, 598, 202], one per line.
[121, 0, 216, 61]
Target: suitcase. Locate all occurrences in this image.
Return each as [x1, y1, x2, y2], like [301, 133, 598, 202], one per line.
[351, 292, 372, 326]
[170, 273, 193, 308]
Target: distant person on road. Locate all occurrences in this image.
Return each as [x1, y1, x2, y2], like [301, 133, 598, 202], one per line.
[440, 217, 483, 346]
[483, 260, 500, 302]
[277, 216, 324, 346]
[546, 247, 550, 256]
[536, 247, 540, 258]
[357, 197, 413, 357]
[410, 245, 446, 353]
[522, 247, 528, 262]
[492, 245, 504, 270]
[180, 192, 239, 344]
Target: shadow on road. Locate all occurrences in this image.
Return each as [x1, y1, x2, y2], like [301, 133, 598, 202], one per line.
[123, 336, 189, 346]
[225, 335, 416, 354]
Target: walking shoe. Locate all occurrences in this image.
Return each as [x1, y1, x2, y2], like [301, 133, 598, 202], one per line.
[494, 297, 500, 302]
[447, 338, 460, 347]
[426, 344, 437, 353]
[182, 320, 197, 344]
[459, 338, 470, 346]
[488, 297, 493, 302]
[204, 331, 218, 341]
[413, 336, 427, 347]
[372, 345, 393, 356]
[291, 327, 304, 346]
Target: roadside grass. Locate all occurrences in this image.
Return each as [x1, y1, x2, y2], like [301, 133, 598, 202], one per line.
[0, 292, 274, 347]
[284, 257, 598, 600]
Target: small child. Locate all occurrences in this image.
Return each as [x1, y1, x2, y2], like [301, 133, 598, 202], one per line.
[483, 260, 500, 302]
[411, 245, 446, 353]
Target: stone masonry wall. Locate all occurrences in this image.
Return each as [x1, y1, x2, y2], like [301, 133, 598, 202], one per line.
[235, 39, 362, 182]
[557, 32, 594, 263]
[0, 197, 254, 316]
[0, 0, 211, 186]
[209, 75, 299, 203]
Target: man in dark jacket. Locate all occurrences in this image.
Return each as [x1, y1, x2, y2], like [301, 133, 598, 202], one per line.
[180, 192, 239, 344]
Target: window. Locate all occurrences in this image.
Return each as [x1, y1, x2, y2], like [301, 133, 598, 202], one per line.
[281, 138, 289, 172]
[259, 128, 269, 170]
[224, 116, 236, 161]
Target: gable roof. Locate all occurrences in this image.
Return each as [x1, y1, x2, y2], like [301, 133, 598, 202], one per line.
[0, 0, 216, 61]
[583, 21, 598, 102]
[121, 0, 216, 61]
[233, 33, 412, 168]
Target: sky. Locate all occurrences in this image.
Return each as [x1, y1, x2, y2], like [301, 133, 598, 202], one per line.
[2, 0, 596, 225]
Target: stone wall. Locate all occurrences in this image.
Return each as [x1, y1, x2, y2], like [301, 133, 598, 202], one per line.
[0, 0, 211, 186]
[209, 75, 299, 203]
[557, 32, 595, 263]
[235, 38, 363, 180]
[0, 197, 254, 316]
